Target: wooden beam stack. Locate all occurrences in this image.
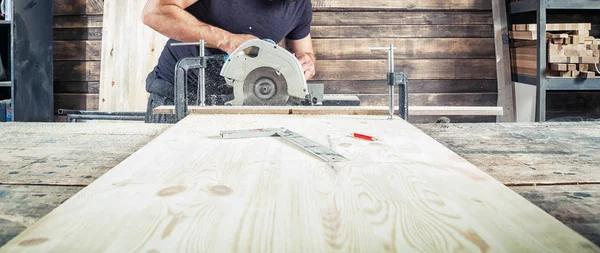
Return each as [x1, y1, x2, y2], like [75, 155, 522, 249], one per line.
[510, 23, 600, 78]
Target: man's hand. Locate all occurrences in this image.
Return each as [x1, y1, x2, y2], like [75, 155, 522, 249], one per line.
[286, 35, 316, 80]
[224, 34, 259, 54]
[295, 52, 316, 80]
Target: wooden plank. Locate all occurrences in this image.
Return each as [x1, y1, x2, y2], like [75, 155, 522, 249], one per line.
[100, 0, 169, 112]
[579, 71, 596, 79]
[53, 15, 103, 28]
[512, 185, 600, 246]
[54, 61, 100, 82]
[53, 41, 102, 61]
[53, 28, 103, 41]
[314, 59, 497, 80]
[311, 0, 492, 10]
[512, 23, 592, 32]
[313, 38, 495, 60]
[53, 81, 99, 94]
[356, 93, 497, 106]
[0, 123, 169, 186]
[0, 185, 84, 246]
[321, 80, 498, 94]
[153, 105, 503, 116]
[53, 0, 104, 15]
[311, 25, 493, 38]
[417, 122, 600, 185]
[2, 114, 596, 252]
[312, 12, 492, 25]
[54, 94, 99, 111]
[492, 0, 516, 122]
[509, 31, 536, 40]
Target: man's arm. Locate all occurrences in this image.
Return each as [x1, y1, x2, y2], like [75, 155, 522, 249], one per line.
[142, 0, 257, 54]
[287, 35, 316, 80]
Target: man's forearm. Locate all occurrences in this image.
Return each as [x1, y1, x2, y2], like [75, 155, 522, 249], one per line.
[142, 3, 232, 51]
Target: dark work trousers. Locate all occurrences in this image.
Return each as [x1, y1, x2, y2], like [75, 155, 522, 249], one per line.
[145, 58, 231, 124]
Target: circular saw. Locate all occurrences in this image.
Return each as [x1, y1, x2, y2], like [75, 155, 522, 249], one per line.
[220, 39, 311, 106]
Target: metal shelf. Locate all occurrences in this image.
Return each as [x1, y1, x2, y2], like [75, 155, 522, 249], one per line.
[514, 75, 600, 90]
[511, 0, 600, 14]
[0, 81, 11, 87]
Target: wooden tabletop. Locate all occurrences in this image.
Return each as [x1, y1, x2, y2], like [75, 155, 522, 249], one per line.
[0, 121, 598, 247]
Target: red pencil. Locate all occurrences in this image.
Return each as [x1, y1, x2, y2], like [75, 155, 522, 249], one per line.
[352, 133, 377, 141]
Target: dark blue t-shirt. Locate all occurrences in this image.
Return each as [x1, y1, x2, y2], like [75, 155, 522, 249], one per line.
[153, 0, 313, 85]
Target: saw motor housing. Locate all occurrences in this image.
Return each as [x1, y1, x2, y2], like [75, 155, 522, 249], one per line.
[220, 39, 313, 106]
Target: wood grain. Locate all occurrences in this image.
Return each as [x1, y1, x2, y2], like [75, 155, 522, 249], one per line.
[53, 0, 104, 15]
[0, 186, 84, 246]
[0, 122, 169, 186]
[54, 94, 99, 111]
[314, 59, 497, 80]
[53, 28, 103, 41]
[99, 0, 169, 112]
[311, 25, 493, 38]
[311, 0, 492, 10]
[54, 61, 100, 82]
[0, 115, 596, 252]
[417, 122, 600, 185]
[53, 41, 102, 61]
[321, 80, 498, 94]
[53, 81, 99, 94]
[312, 12, 492, 25]
[512, 185, 600, 246]
[313, 38, 495, 59]
[53, 15, 103, 29]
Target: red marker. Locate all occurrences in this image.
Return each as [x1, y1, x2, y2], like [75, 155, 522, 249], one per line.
[352, 133, 378, 141]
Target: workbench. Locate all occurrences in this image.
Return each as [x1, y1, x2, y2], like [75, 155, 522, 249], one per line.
[0, 121, 598, 247]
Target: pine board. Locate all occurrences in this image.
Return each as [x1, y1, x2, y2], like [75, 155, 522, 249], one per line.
[99, 0, 169, 112]
[0, 115, 597, 252]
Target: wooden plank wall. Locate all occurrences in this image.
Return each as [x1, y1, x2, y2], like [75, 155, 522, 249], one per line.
[310, 1, 497, 122]
[52, 0, 499, 123]
[53, 0, 103, 112]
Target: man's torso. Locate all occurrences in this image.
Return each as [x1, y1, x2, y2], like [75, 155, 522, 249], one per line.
[153, 0, 310, 86]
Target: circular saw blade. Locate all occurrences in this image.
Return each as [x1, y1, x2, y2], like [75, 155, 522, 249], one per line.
[242, 67, 290, 105]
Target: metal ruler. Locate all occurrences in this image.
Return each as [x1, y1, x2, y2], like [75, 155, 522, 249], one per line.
[220, 128, 347, 162]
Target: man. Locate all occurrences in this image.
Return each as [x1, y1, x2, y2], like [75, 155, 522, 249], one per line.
[142, 0, 316, 123]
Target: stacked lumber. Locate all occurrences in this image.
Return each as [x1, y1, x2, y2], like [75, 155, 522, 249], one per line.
[510, 23, 600, 78]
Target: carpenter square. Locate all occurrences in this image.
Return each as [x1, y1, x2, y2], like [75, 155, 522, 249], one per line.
[219, 128, 347, 162]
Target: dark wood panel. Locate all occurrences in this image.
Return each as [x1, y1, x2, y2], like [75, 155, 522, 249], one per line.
[53, 0, 104, 15]
[311, 0, 492, 10]
[314, 59, 497, 80]
[54, 61, 101, 82]
[54, 28, 103, 41]
[54, 81, 100, 94]
[54, 15, 103, 28]
[54, 93, 99, 111]
[313, 38, 495, 60]
[320, 80, 497, 94]
[354, 93, 497, 106]
[312, 12, 493, 25]
[54, 41, 102, 61]
[312, 25, 493, 38]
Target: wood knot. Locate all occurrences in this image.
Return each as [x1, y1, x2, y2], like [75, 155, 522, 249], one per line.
[210, 185, 232, 196]
[19, 238, 49, 246]
[111, 81, 115, 87]
[157, 186, 186, 197]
